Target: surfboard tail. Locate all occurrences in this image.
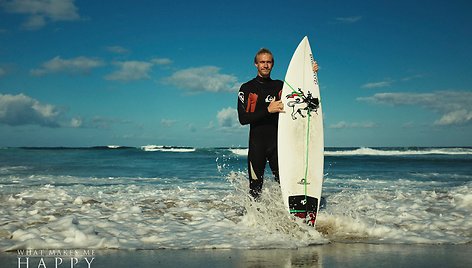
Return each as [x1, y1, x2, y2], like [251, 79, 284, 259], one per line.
[288, 195, 319, 226]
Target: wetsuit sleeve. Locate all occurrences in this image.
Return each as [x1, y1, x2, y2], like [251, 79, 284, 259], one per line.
[237, 86, 270, 125]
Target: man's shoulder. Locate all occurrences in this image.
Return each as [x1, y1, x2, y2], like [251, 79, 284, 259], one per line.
[239, 78, 257, 91]
[272, 79, 284, 89]
[239, 77, 283, 91]
[273, 79, 284, 85]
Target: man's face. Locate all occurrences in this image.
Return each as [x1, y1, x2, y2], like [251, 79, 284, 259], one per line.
[255, 53, 273, 78]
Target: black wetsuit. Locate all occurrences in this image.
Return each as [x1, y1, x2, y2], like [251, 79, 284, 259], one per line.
[237, 76, 283, 199]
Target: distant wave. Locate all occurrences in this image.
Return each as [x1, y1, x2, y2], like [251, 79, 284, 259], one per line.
[141, 145, 196, 152]
[106, 145, 124, 149]
[91, 145, 135, 150]
[325, 147, 472, 156]
[229, 148, 249, 156]
[228, 147, 472, 157]
[9, 146, 472, 156]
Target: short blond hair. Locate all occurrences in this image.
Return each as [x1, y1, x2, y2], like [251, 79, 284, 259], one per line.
[254, 48, 274, 64]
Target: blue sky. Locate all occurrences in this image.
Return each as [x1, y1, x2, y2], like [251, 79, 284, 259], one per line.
[0, 0, 471, 147]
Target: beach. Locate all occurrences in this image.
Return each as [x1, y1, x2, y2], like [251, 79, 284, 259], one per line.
[1, 243, 471, 267]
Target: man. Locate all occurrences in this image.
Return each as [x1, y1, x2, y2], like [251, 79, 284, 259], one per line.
[237, 48, 318, 200]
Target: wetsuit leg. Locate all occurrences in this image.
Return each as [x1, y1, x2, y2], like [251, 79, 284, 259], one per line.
[267, 145, 280, 183]
[247, 142, 267, 200]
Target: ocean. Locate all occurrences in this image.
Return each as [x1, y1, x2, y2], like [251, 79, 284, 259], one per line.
[0, 146, 471, 251]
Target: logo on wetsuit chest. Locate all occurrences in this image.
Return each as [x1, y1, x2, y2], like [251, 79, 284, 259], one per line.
[238, 92, 245, 103]
[265, 95, 275, 103]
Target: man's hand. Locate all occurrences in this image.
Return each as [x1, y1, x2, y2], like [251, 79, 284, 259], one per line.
[313, 61, 319, 73]
[268, 99, 284, 113]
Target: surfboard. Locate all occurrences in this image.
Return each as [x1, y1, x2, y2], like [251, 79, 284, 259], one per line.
[278, 36, 324, 226]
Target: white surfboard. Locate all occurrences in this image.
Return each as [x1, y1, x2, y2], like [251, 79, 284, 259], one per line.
[278, 36, 324, 226]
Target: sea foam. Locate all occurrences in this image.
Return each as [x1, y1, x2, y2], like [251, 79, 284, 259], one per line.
[0, 174, 327, 251]
[141, 145, 196, 152]
[0, 147, 470, 251]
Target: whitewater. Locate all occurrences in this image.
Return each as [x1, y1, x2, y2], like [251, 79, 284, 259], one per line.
[0, 146, 470, 251]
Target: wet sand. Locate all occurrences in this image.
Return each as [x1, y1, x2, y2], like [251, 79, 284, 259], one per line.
[2, 243, 471, 268]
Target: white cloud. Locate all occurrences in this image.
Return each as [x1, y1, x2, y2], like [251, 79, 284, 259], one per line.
[362, 74, 424, 89]
[31, 56, 104, 76]
[329, 121, 375, 129]
[434, 109, 472, 126]
[206, 121, 215, 129]
[164, 66, 241, 93]
[105, 61, 153, 81]
[357, 91, 472, 126]
[106, 46, 129, 54]
[70, 117, 82, 128]
[335, 16, 362, 24]
[160, 119, 176, 127]
[0, 93, 141, 129]
[361, 80, 392, 89]
[1, 0, 81, 30]
[151, 58, 172, 65]
[105, 58, 173, 81]
[401, 74, 425, 82]
[217, 107, 239, 128]
[0, 93, 61, 127]
[70, 116, 137, 129]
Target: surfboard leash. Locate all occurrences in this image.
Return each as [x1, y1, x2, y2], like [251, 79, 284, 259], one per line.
[304, 110, 311, 203]
[283, 79, 311, 207]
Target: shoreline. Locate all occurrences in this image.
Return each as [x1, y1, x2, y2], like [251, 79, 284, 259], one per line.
[2, 243, 470, 268]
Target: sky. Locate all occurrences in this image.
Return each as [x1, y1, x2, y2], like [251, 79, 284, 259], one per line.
[0, 0, 471, 148]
